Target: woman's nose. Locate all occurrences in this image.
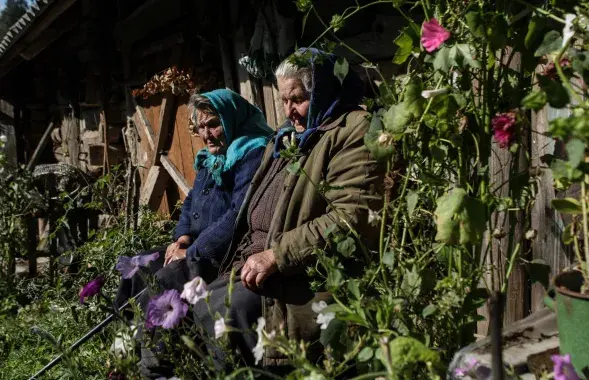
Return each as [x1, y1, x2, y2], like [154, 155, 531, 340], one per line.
[202, 127, 211, 140]
[285, 101, 295, 118]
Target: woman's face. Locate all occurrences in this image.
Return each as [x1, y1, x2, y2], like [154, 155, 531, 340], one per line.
[277, 77, 310, 132]
[189, 109, 227, 155]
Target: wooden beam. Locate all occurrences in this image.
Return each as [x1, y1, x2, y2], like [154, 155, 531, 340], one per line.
[26, 121, 54, 171]
[160, 155, 191, 196]
[151, 92, 176, 167]
[139, 165, 169, 210]
[133, 105, 155, 150]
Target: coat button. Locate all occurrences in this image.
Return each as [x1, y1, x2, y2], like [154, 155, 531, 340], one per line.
[202, 189, 210, 195]
[265, 298, 275, 307]
[192, 212, 199, 219]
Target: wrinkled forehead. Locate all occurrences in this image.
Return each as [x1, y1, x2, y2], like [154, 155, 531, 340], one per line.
[188, 106, 219, 125]
[278, 77, 309, 99]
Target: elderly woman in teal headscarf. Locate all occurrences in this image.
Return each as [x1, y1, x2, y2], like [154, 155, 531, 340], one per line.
[115, 88, 272, 310]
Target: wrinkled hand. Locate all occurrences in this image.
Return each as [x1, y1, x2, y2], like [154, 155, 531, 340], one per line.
[241, 249, 278, 290]
[164, 235, 190, 266]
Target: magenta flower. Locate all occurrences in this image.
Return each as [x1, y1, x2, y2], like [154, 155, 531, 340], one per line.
[79, 275, 105, 303]
[145, 290, 188, 329]
[552, 354, 580, 380]
[116, 252, 159, 279]
[492, 112, 517, 148]
[421, 18, 451, 53]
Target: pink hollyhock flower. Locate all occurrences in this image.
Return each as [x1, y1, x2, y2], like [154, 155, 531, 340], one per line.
[552, 354, 580, 380]
[79, 275, 105, 303]
[492, 112, 517, 148]
[421, 18, 451, 53]
[145, 290, 188, 329]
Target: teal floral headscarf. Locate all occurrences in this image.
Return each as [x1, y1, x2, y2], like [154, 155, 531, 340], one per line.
[193, 89, 273, 186]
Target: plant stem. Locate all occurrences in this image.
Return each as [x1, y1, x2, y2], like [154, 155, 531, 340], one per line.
[554, 39, 584, 105]
[581, 179, 589, 280]
[512, 0, 566, 24]
[501, 243, 520, 293]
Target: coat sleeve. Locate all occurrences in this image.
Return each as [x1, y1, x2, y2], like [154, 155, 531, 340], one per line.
[173, 177, 197, 242]
[271, 115, 383, 274]
[185, 147, 265, 266]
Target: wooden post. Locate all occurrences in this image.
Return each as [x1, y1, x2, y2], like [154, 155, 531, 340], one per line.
[218, 34, 237, 91]
[151, 92, 176, 167]
[26, 217, 38, 278]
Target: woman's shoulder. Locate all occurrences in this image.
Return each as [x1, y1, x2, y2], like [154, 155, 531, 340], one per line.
[328, 110, 371, 141]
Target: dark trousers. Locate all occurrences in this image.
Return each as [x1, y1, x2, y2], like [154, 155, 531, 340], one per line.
[193, 276, 262, 370]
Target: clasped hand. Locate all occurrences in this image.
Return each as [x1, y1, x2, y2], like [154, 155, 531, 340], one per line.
[164, 235, 191, 266]
[241, 249, 278, 291]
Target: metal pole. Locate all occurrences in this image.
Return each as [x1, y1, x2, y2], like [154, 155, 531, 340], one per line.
[29, 288, 147, 380]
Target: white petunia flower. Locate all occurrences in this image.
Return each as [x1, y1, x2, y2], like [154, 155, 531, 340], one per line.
[214, 317, 227, 339]
[110, 325, 137, 358]
[312, 301, 335, 330]
[0, 135, 6, 143]
[563, 14, 577, 48]
[180, 276, 208, 305]
[421, 88, 449, 99]
[253, 317, 275, 364]
[316, 312, 335, 330]
[311, 301, 328, 313]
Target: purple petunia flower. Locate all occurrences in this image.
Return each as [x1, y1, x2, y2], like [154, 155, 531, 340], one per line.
[116, 252, 159, 279]
[145, 290, 188, 329]
[79, 275, 105, 303]
[552, 354, 580, 380]
[454, 357, 479, 377]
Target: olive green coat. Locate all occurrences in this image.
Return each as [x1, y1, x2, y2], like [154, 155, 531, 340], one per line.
[219, 110, 384, 365]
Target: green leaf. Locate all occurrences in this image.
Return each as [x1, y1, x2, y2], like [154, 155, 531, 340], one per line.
[364, 112, 395, 161]
[286, 161, 302, 175]
[382, 103, 411, 135]
[488, 15, 508, 51]
[422, 304, 437, 318]
[434, 188, 486, 245]
[401, 266, 422, 299]
[388, 337, 441, 371]
[358, 347, 374, 362]
[453, 44, 481, 69]
[525, 16, 546, 50]
[433, 46, 452, 73]
[563, 223, 575, 245]
[337, 237, 356, 258]
[525, 259, 551, 289]
[551, 198, 583, 215]
[319, 318, 346, 350]
[404, 77, 424, 118]
[465, 11, 485, 38]
[330, 14, 345, 32]
[535, 31, 562, 57]
[324, 224, 338, 237]
[566, 138, 585, 168]
[538, 76, 569, 109]
[333, 57, 349, 85]
[393, 31, 414, 65]
[382, 251, 395, 267]
[521, 90, 547, 111]
[406, 190, 418, 217]
[348, 280, 361, 300]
